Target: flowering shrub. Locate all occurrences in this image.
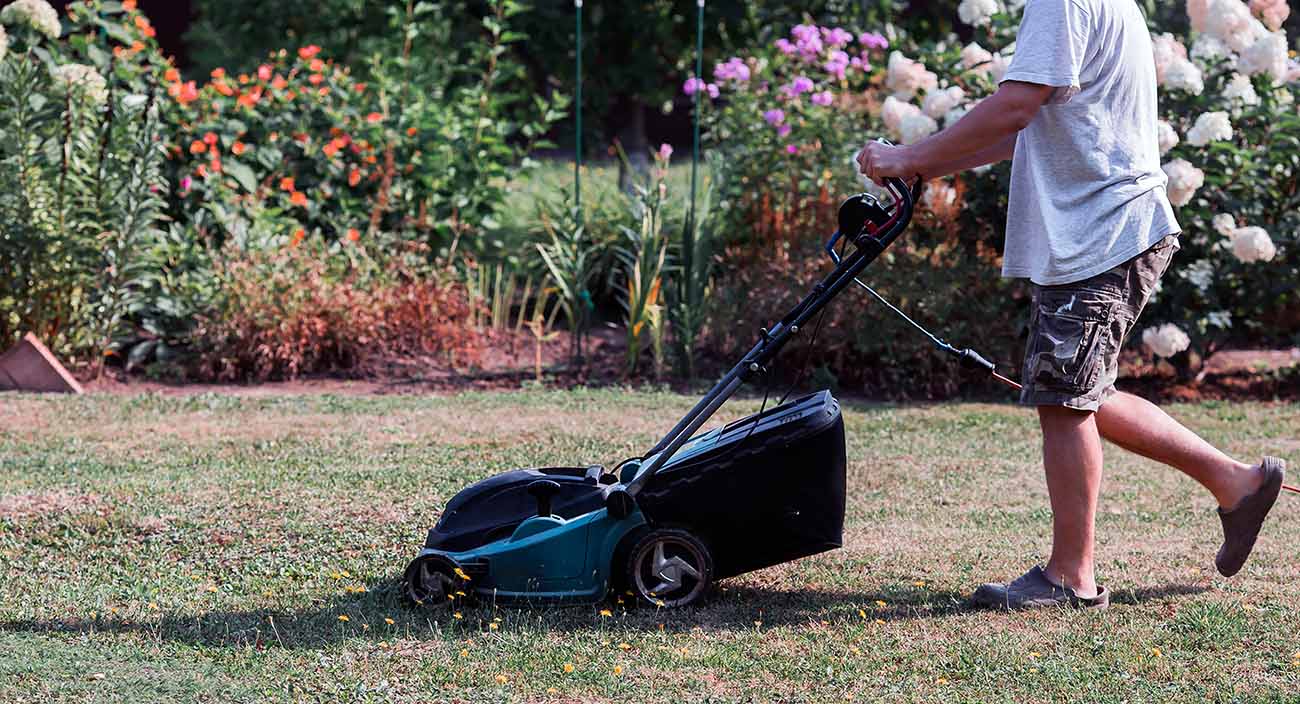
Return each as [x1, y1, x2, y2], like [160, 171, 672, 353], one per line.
[697, 1, 1300, 391]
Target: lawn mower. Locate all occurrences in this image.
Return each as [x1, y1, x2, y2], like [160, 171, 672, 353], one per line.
[402, 173, 993, 609]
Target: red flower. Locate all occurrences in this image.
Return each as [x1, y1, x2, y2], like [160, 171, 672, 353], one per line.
[258, 64, 273, 82]
[279, 177, 295, 192]
[346, 228, 361, 243]
[211, 68, 226, 80]
[202, 132, 219, 146]
[348, 169, 361, 187]
[309, 73, 324, 86]
[291, 229, 306, 247]
[164, 67, 180, 83]
[231, 142, 247, 156]
[189, 141, 207, 154]
[177, 81, 199, 105]
[406, 127, 418, 137]
[366, 112, 383, 124]
[309, 58, 325, 73]
[298, 45, 321, 59]
[290, 191, 308, 207]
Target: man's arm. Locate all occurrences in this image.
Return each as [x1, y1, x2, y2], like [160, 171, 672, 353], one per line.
[858, 80, 1055, 182]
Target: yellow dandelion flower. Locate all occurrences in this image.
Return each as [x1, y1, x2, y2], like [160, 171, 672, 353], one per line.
[1151, 647, 1162, 658]
[618, 642, 632, 650]
[875, 619, 886, 625]
[563, 663, 575, 674]
[378, 642, 389, 649]
[655, 599, 665, 607]
[858, 609, 867, 618]
[361, 623, 369, 631]
[875, 600, 886, 607]
[1029, 652, 1040, 659]
[262, 590, 273, 597]
[820, 620, 830, 626]
[613, 665, 623, 676]
[495, 674, 508, 684]
[489, 623, 499, 630]
[148, 602, 158, 610]
[341, 570, 351, 578]
[849, 646, 862, 655]
[459, 648, 469, 657]
[385, 618, 395, 625]
[599, 609, 612, 617]
[206, 585, 218, 593]
[330, 572, 342, 580]
[454, 567, 470, 581]
[355, 585, 367, 593]
[548, 687, 558, 694]
[914, 581, 926, 588]
[937, 677, 949, 685]
[453, 612, 463, 619]
[338, 615, 350, 622]
[680, 647, 690, 655]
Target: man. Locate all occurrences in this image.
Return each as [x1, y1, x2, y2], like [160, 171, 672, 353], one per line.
[858, 0, 1285, 609]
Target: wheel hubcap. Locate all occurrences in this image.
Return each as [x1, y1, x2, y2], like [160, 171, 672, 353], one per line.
[633, 537, 706, 607]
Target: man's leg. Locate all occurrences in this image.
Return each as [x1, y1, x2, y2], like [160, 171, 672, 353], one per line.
[1095, 390, 1262, 510]
[1038, 406, 1103, 598]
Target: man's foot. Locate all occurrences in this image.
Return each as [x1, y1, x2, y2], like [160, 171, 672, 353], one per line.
[970, 565, 1110, 611]
[1216, 457, 1286, 577]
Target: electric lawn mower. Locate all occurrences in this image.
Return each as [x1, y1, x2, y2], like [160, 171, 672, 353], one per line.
[402, 170, 952, 610]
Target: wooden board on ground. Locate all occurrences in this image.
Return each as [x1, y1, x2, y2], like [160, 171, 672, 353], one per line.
[0, 333, 84, 394]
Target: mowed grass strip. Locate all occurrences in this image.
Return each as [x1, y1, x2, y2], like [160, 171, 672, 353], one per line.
[0, 389, 1297, 702]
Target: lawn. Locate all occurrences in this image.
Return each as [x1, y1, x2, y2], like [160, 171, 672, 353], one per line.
[1, 389, 1298, 702]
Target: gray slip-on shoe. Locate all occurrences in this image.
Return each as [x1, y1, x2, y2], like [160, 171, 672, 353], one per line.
[970, 565, 1109, 611]
[1216, 457, 1286, 578]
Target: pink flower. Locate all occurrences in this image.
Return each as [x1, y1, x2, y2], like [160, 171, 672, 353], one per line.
[682, 77, 705, 95]
[825, 50, 850, 80]
[763, 109, 785, 126]
[785, 144, 798, 154]
[775, 38, 796, 55]
[791, 24, 824, 59]
[811, 90, 834, 106]
[180, 176, 192, 193]
[777, 124, 792, 138]
[706, 83, 719, 99]
[714, 57, 751, 83]
[1250, 0, 1289, 31]
[780, 76, 814, 101]
[858, 32, 889, 51]
[822, 27, 854, 48]
[657, 143, 673, 161]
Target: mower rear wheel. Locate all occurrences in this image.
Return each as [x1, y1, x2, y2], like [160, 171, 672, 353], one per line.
[402, 555, 466, 608]
[625, 528, 713, 608]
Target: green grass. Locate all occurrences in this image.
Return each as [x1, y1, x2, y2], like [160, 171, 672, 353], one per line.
[2, 389, 1299, 702]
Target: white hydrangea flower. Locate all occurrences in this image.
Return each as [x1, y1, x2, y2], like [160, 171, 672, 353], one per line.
[1151, 33, 1187, 84]
[988, 53, 1011, 83]
[51, 63, 108, 104]
[922, 86, 965, 119]
[1221, 73, 1260, 106]
[1163, 158, 1205, 207]
[961, 42, 994, 73]
[1190, 34, 1232, 63]
[1142, 323, 1191, 358]
[1188, 0, 1209, 32]
[958, 0, 1000, 27]
[0, 0, 60, 40]
[1186, 111, 1233, 146]
[885, 51, 938, 100]
[1238, 31, 1289, 83]
[1164, 59, 1205, 95]
[1213, 213, 1237, 236]
[1230, 226, 1277, 262]
[922, 179, 958, 212]
[881, 95, 922, 132]
[1156, 120, 1180, 155]
[0, 25, 8, 60]
[1205, 0, 1267, 52]
[899, 113, 939, 145]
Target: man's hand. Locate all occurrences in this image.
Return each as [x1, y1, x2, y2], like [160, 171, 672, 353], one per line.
[856, 142, 917, 186]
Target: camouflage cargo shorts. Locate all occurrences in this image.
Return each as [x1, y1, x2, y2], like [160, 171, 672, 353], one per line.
[1020, 235, 1180, 412]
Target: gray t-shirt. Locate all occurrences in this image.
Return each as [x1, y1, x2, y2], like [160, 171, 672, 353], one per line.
[1000, 0, 1180, 286]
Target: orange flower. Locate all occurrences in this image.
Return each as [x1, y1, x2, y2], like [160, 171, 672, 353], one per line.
[322, 143, 340, 158]
[134, 15, 155, 37]
[258, 64, 273, 82]
[290, 191, 308, 207]
[196, 164, 209, 178]
[330, 136, 349, 150]
[203, 132, 219, 146]
[214, 81, 234, 97]
[366, 112, 383, 124]
[177, 81, 199, 105]
[269, 132, 279, 141]
[346, 228, 360, 242]
[123, 0, 138, 10]
[317, 87, 330, 97]
[285, 90, 297, 101]
[236, 91, 259, 109]
[211, 68, 226, 80]
[291, 229, 306, 247]
[130, 40, 145, 53]
[231, 142, 247, 156]
[208, 157, 222, 173]
[329, 127, 343, 137]
[189, 140, 207, 154]
[309, 58, 325, 73]
[353, 82, 366, 93]
[406, 127, 418, 137]
[279, 177, 295, 192]
[164, 67, 180, 83]
[348, 169, 361, 187]
[309, 73, 324, 86]
[272, 76, 288, 91]
[238, 74, 249, 84]
[113, 46, 125, 58]
[298, 45, 321, 59]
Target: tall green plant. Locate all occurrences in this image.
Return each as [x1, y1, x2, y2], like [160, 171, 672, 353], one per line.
[613, 144, 674, 377]
[535, 200, 596, 364]
[671, 163, 718, 379]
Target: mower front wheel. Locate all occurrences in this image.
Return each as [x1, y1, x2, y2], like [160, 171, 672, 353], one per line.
[403, 555, 469, 608]
[624, 528, 713, 608]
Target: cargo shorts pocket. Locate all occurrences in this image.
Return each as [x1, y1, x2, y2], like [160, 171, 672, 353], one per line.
[1024, 289, 1115, 396]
